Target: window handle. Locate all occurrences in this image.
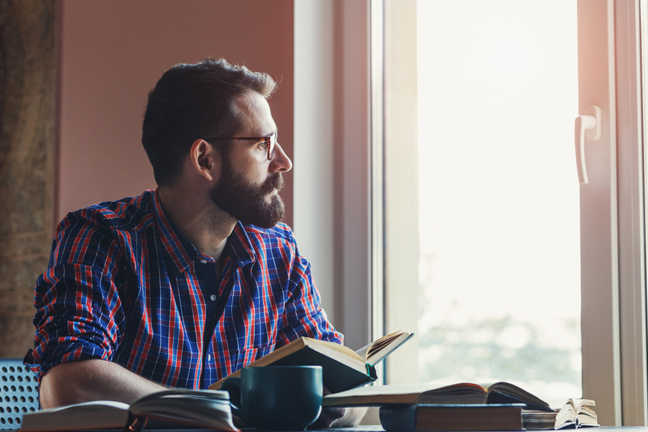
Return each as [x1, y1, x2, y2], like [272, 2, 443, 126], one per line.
[574, 105, 602, 185]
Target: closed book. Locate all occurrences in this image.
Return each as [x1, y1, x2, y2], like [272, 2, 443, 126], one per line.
[379, 404, 525, 431]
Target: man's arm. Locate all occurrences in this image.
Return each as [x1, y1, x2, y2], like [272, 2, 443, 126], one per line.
[309, 387, 368, 428]
[39, 359, 167, 409]
[311, 406, 369, 428]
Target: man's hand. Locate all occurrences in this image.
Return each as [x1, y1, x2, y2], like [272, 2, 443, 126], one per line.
[309, 387, 368, 429]
[40, 359, 167, 409]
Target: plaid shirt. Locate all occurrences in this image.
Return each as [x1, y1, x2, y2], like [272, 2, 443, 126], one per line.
[24, 189, 342, 388]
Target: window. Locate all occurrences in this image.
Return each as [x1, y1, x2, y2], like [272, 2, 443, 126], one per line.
[382, 0, 646, 425]
[417, 0, 581, 398]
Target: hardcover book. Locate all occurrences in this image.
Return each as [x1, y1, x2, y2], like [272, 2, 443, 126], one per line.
[379, 403, 526, 431]
[210, 331, 414, 393]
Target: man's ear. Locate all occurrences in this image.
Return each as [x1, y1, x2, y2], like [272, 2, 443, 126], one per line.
[189, 139, 220, 182]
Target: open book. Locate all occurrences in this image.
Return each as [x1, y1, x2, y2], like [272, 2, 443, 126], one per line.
[521, 399, 598, 430]
[210, 330, 414, 393]
[322, 381, 552, 412]
[20, 389, 238, 431]
[554, 399, 598, 429]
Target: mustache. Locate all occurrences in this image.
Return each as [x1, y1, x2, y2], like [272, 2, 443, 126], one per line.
[260, 173, 284, 194]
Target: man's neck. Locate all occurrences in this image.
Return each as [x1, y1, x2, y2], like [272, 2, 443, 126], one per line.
[157, 186, 236, 260]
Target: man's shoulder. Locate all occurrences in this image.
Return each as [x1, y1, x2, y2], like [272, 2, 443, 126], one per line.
[240, 223, 300, 254]
[62, 190, 156, 234]
[242, 222, 296, 244]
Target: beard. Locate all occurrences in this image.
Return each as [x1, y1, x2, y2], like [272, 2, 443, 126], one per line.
[209, 158, 285, 229]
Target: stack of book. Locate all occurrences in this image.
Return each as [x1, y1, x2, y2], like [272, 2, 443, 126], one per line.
[19, 332, 598, 431]
[322, 382, 599, 431]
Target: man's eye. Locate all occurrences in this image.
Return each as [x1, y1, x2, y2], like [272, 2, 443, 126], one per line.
[258, 140, 268, 149]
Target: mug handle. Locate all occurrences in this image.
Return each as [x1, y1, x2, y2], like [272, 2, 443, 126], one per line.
[220, 376, 243, 419]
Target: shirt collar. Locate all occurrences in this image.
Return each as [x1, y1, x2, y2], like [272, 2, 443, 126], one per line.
[225, 223, 256, 268]
[152, 188, 202, 275]
[151, 189, 256, 274]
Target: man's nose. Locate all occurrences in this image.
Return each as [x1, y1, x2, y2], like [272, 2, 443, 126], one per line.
[270, 143, 292, 173]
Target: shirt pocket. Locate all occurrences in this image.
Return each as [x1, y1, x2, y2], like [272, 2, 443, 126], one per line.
[231, 343, 275, 369]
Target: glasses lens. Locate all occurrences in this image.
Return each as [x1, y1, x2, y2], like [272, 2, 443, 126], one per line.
[268, 132, 277, 160]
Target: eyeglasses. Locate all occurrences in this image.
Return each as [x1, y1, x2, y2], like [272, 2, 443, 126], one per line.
[204, 131, 277, 161]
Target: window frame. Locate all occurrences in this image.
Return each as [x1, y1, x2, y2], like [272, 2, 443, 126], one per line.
[377, 0, 647, 426]
[615, 0, 647, 425]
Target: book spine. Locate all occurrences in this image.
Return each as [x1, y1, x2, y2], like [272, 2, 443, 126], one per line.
[379, 406, 417, 431]
[367, 364, 378, 380]
[125, 413, 148, 432]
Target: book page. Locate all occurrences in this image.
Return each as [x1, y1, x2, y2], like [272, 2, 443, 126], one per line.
[48, 400, 130, 411]
[483, 381, 550, 408]
[355, 331, 407, 360]
[20, 401, 130, 431]
[307, 338, 364, 361]
[566, 398, 598, 427]
[323, 382, 489, 407]
[132, 389, 229, 406]
[326, 382, 487, 398]
[570, 398, 596, 411]
[358, 331, 414, 365]
[131, 390, 237, 431]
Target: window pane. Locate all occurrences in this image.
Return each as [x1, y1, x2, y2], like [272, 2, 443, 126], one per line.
[417, 0, 581, 399]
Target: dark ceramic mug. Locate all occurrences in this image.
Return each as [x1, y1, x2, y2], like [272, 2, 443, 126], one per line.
[221, 365, 323, 430]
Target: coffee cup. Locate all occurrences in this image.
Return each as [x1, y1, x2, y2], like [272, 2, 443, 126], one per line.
[220, 365, 323, 430]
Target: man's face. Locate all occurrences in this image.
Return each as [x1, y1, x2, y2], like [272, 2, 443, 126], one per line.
[209, 154, 285, 228]
[208, 92, 292, 228]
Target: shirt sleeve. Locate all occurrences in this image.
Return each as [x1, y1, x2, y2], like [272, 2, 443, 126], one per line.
[275, 242, 344, 347]
[23, 210, 127, 380]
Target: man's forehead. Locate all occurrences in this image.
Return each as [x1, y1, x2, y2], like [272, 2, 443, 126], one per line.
[234, 92, 276, 135]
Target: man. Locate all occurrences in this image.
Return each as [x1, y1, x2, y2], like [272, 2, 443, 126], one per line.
[25, 58, 365, 427]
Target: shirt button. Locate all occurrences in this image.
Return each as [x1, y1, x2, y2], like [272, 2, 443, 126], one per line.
[200, 259, 208, 264]
[207, 354, 212, 361]
[210, 294, 217, 302]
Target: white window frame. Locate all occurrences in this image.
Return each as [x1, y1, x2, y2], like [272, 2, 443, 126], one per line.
[577, 0, 622, 425]
[614, 0, 646, 425]
[378, 0, 646, 426]
[578, 0, 647, 425]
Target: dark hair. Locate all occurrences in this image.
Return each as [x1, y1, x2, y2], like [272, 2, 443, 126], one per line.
[141, 58, 276, 186]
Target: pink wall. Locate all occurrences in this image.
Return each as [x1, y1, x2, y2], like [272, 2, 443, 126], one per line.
[57, 0, 294, 225]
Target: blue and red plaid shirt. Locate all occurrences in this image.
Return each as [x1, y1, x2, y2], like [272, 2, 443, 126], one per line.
[24, 189, 342, 388]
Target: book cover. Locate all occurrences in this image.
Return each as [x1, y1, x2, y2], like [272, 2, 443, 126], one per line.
[379, 404, 525, 431]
